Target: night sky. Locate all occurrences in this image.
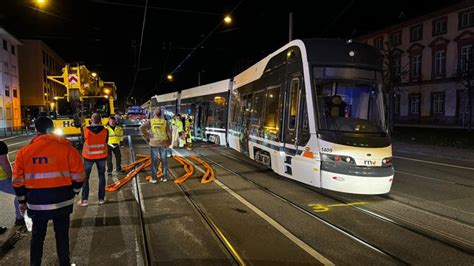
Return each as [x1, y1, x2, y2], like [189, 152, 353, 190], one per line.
[0, 0, 461, 107]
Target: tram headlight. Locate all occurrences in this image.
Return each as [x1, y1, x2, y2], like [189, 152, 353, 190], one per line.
[382, 157, 393, 167]
[321, 153, 355, 164]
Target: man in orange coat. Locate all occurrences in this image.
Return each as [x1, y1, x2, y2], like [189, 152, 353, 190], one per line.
[13, 116, 84, 266]
[78, 112, 108, 206]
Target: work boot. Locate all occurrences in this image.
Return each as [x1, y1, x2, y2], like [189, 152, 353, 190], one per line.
[15, 218, 26, 226]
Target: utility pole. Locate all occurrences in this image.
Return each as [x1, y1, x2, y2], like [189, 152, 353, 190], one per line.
[289, 12, 293, 42]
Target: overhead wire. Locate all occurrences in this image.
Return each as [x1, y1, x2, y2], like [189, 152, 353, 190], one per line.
[128, 0, 149, 99]
[167, 0, 244, 79]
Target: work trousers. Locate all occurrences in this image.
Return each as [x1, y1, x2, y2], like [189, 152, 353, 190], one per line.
[31, 214, 70, 266]
[0, 177, 21, 219]
[107, 145, 122, 173]
[82, 159, 106, 201]
[151, 146, 168, 181]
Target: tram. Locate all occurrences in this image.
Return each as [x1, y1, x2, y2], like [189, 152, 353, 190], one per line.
[152, 38, 394, 195]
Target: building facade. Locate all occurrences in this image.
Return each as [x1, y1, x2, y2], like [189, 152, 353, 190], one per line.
[18, 39, 65, 118]
[0, 28, 22, 129]
[357, 1, 474, 128]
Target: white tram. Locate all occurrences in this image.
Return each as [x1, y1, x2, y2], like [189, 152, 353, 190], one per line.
[152, 39, 394, 195]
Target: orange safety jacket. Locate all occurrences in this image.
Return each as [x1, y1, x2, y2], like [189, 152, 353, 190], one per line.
[12, 134, 85, 215]
[82, 126, 108, 160]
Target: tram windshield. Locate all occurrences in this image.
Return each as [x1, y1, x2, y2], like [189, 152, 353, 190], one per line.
[315, 80, 386, 134]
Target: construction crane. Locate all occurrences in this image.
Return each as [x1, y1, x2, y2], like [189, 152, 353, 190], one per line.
[47, 64, 117, 146]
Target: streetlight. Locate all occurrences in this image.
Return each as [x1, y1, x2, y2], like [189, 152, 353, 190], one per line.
[36, 0, 47, 8]
[224, 15, 232, 24]
[166, 74, 174, 81]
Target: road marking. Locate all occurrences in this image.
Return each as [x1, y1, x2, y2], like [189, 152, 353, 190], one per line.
[173, 149, 334, 265]
[0, 134, 27, 141]
[309, 202, 367, 213]
[395, 170, 457, 184]
[8, 140, 30, 147]
[394, 156, 474, 171]
[8, 149, 19, 155]
[167, 163, 246, 265]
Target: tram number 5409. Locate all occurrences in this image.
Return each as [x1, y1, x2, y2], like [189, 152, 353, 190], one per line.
[321, 147, 333, 153]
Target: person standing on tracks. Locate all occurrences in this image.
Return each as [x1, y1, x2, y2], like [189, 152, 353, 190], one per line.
[106, 116, 125, 176]
[79, 113, 109, 206]
[169, 115, 177, 148]
[0, 140, 24, 234]
[140, 107, 171, 183]
[12, 117, 85, 266]
[176, 114, 185, 148]
[185, 117, 193, 150]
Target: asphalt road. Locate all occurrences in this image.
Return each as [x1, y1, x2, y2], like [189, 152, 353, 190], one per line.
[1, 131, 473, 264]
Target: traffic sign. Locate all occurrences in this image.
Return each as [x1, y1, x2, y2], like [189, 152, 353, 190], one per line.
[68, 74, 78, 84]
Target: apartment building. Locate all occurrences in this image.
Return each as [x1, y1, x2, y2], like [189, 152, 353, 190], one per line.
[0, 28, 22, 129]
[18, 39, 65, 117]
[357, 1, 474, 127]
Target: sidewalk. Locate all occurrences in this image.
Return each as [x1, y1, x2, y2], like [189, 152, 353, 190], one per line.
[0, 146, 145, 265]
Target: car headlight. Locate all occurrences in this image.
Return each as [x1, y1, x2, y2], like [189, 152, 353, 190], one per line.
[53, 128, 64, 136]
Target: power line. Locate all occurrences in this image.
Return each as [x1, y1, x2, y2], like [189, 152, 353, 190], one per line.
[320, 0, 355, 36]
[89, 0, 220, 16]
[168, 0, 244, 77]
[128, 0, 149, 99]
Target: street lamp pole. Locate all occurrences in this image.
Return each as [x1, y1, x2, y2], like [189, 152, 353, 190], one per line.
[289, 12, 293, 42]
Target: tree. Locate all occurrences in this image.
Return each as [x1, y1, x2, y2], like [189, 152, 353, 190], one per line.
[452, 45, 474, 130]
[382, 41, 408, 134]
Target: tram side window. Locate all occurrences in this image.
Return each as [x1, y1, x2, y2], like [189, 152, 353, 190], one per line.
[209, 95, 226, 128]
[250, 91, 264, 125]
[288, 78, 300, 130]
[230, 95, 241, 130]
[264, 86, 280, 140]
[298, 91, 310, 145]
[251, 90, 265, 135]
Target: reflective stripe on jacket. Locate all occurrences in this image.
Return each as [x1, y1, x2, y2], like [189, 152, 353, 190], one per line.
[106, 125, 124, 145]
[12, 134, 85, 214]
[150, 118, 168, 141]
[82, 127, 108, 160]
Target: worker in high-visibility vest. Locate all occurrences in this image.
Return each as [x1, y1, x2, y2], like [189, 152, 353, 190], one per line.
[175, 114, 185, 148]
[79, 113, 109, 207]
[106, 116, 125, 176]
[0, 140, 23, 234]
[12, 117, 84, 266]
[185, 117, 193, 150]
[169, 115, 178, 148]
[140, 107, 171, 183]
